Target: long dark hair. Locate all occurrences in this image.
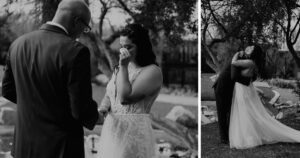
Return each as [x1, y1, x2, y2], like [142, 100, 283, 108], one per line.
[119, 23, 157, 67]
[249, 45, 264, 77]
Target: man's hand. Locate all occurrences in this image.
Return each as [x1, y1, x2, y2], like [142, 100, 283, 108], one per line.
[96, 107, 108, 125]
[238, 51, 245, 58]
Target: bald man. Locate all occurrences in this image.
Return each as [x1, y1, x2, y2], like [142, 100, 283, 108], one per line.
[2, 0, 99, 157]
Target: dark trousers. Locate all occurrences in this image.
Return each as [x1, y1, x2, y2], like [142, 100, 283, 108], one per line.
[214, 86, 233, 142]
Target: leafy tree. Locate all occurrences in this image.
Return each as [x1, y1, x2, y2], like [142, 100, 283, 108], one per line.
[274, 0, 300, 68]
[201, 0, 284, 73]
[91, 0, 197, 77]
[0, 12, 13, 65]
[11, 0, 197, 79]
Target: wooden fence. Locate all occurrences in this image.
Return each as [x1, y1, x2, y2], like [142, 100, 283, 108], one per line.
[162, 41, 198, 91]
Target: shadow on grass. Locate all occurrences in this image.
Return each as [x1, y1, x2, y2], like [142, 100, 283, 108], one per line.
[201, 114, 300, 158]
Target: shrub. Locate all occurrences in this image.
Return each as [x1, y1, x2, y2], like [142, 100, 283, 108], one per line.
[293, 80, 300, 99]
[267, 78, 297, 89]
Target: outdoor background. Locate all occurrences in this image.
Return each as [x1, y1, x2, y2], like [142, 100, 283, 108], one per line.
[0, 0, 199, 158]
[202, 0, 300, 157]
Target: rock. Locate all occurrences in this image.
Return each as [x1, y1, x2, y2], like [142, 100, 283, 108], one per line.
[176, 114, 197, 129]
[276, 112, 283, 119]
[201, 114, 212, 125]
[286, 100, 293, 105]
[0, 107, 16, 125]
[0, 151, 12, 158]
[203, 111, 214, 116]
[92, 74, 109, 86]
[165, 106, 197, 128]
[165, 106, 195, 121]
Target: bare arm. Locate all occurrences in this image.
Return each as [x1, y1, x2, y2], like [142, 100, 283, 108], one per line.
[241, 67, 255, 78]
[117, 65, 163, 104]
[231, 52, 255, 68]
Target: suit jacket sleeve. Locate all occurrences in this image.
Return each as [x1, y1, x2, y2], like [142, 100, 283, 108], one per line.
[68, 47, 99, 130]
[2, 52, 17, 104]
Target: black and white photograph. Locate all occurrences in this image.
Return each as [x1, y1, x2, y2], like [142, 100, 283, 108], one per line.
[0, 0, 198, 158]
[201, 0, 300, 157]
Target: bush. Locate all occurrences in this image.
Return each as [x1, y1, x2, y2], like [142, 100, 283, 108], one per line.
[293, 80, 300, 99]
[267, 78, 297, 89]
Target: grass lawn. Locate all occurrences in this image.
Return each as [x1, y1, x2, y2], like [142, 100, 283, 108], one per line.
[201, 72, 300, 158]
[201, 114, 300, 158]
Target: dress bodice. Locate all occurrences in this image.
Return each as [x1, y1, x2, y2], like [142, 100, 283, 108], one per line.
[106, 64, 161, 114]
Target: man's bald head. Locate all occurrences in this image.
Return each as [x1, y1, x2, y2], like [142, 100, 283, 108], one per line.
[52, 0, 91, 38]
[57, 0, 91, 21]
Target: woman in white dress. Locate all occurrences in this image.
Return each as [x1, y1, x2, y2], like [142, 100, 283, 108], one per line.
[229, 45, 300, 149]
[97, 23, 163, 158]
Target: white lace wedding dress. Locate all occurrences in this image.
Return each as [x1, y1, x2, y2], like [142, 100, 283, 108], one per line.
[229, 82, 300, 149]
[98, 65, 160, 158]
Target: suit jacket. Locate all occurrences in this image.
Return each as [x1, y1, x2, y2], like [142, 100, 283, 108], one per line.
[2, 24, 99, 158]
[213, 62, 251, 108]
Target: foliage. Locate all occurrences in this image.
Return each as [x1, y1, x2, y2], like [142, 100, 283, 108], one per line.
[151, 115, 198, 156]
[6, 0, 197, 79]
[201, 0, 287, 72]
[267, 78, 297, 89]
[202, 0, 285, 45]
[0, 14, 12, 64]
[132, 0, 197, 44]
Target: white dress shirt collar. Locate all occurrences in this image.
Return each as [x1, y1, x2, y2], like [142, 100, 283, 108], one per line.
[46, 21, 69, 35]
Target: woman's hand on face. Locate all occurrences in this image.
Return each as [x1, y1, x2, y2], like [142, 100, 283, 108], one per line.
[119, 48, 131, 66]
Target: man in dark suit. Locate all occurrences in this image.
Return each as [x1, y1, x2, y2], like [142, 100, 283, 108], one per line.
[211, 41, 250, 144]
[2, 0, 99, 157]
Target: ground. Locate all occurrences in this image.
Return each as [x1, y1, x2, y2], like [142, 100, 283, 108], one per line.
[201, 73, 300, 158]
[0, 67, 198, 155]
[201, 115, 300, 158]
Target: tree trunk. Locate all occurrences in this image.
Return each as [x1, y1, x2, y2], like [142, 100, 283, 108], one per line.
[287, 42, 300, 68]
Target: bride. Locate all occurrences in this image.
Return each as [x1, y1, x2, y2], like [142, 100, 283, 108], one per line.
[229, 45, 300, 149]
[97, 23, 163, 157]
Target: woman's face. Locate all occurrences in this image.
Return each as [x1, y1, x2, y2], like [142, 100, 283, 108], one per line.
[245, 46, 255, 56]
[120, 36, 137, 59]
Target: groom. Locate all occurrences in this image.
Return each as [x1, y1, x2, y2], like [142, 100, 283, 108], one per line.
[2, 0, 99, 158]
[212, 42, 251, 144]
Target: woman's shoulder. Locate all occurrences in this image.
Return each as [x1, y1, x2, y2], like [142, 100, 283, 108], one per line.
[140, 64, 163, 80]
[142, 64, 162, 73]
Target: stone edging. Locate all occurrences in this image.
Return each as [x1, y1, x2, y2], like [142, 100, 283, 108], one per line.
[156, 94, 198, 107]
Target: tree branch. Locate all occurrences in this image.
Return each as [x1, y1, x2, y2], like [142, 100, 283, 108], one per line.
[98, 0, 110, 38]
[291, 14, 300, 45]
[283, 0, 292, 40]
[201, 19, 220, 72]
[291, 14, 300, 35]
[207, 0, 228, 34]
[275, 19, 288, 36]
[292, 25, 300, 45]
[116, 0, 136, 19]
